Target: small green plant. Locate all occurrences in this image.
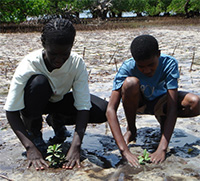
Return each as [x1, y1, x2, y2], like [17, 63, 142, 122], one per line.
[46, 144, 65, 168]
[138, 149, 150, 165]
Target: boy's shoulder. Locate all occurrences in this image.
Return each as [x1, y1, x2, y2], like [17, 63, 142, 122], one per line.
[70, 51, 81, 59]
[22, 49, 43, 63]
[70, 52, 85, 65]
[25, 49, 42, 57]
[122, 57, 135, 67]
[160, 53, 178, 63]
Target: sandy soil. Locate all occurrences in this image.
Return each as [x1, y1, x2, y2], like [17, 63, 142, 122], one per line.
[0, 24, 200, 180]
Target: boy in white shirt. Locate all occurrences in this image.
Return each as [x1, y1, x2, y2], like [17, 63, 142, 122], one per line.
[4, 18, 107, 170]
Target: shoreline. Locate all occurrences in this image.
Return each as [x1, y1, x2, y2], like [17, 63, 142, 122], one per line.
[1, 16, 200, 33]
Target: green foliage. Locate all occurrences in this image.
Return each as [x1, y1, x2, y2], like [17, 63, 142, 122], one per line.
[111, 0, 132, 14]
[0, 0, 49, 23]
[0, 0, 200, 23]
[167, 0, 187, 14]
[46, 144, 65, 168]
[138, 149, 151, 165]
[131, 0, 147, 16]
[167, 0, 200, 17]
[186, 0, 200, 13]
[145, 0, 160, 16]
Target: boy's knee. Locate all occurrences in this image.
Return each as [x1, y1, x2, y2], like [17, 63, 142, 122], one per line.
[190, 95, 200, 113]
[25, 74, 52, 95]
[31, 74, 49, 87]
[122, 77, 140, 95]
[180, 93, 200, 116]
[187, 94, 200, 107]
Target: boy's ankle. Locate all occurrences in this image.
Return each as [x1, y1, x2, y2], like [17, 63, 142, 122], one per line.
[124, 130, 137, 144]
[48, 126, 71, 144]
[46, 114, 71, 144]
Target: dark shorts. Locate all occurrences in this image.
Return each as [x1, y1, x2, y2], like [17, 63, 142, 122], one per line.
[21, 74, 108, 129]
[137, 94, 167, 117]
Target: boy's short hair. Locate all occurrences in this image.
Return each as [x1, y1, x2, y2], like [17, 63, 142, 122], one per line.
[130, 35, 159, 61]
[41, 18, 76, 46]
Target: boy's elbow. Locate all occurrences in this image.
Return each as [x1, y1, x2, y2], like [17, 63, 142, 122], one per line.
[106, 106, 114, 121]
[106, 108, 109, 119]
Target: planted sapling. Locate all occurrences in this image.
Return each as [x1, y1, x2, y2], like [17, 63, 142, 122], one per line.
[138, 149, 151, 165]
[46, 144, 65, 168]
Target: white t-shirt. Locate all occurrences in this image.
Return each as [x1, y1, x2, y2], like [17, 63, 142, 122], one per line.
[4, 49, 92, 111]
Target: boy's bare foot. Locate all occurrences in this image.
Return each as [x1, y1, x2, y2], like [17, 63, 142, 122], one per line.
[124, 130, 137, 145]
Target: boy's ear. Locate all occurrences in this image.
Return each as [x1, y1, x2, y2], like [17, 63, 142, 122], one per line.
[157, 50, 161, 57]
[42, 42, 46, 48]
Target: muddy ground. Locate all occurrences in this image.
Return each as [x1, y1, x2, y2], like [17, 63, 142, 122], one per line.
[0, 22, 200, 180]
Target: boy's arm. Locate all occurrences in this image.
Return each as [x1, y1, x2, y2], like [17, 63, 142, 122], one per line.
[63, 110, 89, 169]
[106, 90, 139, 167]
[150, 89, 178, 163]
[6, 111, 49, 170]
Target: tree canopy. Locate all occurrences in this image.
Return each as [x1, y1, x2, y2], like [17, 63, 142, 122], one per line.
[0, 0, 200, 23]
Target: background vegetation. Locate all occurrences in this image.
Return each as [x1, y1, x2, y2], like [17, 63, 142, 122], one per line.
[0, 0, 200, 23]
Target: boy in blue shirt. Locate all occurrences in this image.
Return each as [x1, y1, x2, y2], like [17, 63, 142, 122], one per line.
[106, 35, 200, 167]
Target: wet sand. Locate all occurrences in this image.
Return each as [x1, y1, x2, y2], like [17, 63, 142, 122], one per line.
[0, 25, 200, 180]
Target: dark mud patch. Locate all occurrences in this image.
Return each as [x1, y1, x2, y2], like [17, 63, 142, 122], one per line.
[42, 126, 200, 169]
[122, 127, 200, 161]
[0, 124, 200, 180]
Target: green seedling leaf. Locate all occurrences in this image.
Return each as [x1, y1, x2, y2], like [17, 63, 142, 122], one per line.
[54, 144, 62, 150]
[138, 149, 150, 165]
[187, 148, 193, 153]
[47, 145, 54, 150]
[47, 149, 54, 154]
[54, 153, 62, 158]
[46, 155, 53, 161]
[144, 153, 150, 160]
[143, 149, 147, 157]
[138, 157, 145, 164]
[46, 144, 65, 168]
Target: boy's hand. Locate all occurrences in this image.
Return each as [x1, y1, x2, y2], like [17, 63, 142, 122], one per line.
[150, 149, 166, 164]
[62, 146, 81, 169]
[27, 146, 49, 170]
[122, 149, 139, 167]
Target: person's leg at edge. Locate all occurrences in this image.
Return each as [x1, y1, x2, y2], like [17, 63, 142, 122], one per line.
[121, 77, 141, 144]
[177, 91, 200, 117]
[155, 91, 200, 134]
[21, 74, 52, 152]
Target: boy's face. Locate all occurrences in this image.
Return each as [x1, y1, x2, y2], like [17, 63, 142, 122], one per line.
[43, 43, 72, 71]
[135, 55, 160, 77]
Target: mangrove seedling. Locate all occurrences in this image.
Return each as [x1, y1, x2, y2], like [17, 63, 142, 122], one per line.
[138, 149, 150, 165]
[46, 144, 65, 168]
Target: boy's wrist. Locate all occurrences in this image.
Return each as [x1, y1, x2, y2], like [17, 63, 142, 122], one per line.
[25, 142, 36, 151]
[120, 147, 130, 156]
[157, 143, 168, 152]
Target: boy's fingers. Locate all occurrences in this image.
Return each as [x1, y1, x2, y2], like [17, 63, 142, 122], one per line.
[28, 159, 48, 170]
[76, 160, 81, 168]
[69, 160, 76, 169]
[40, 159, 49, 168]
[27, 160, 32, 169]
[129, 159, 139, 168]
[63, 159, 81, 169]
[63, 160, 72, 169]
